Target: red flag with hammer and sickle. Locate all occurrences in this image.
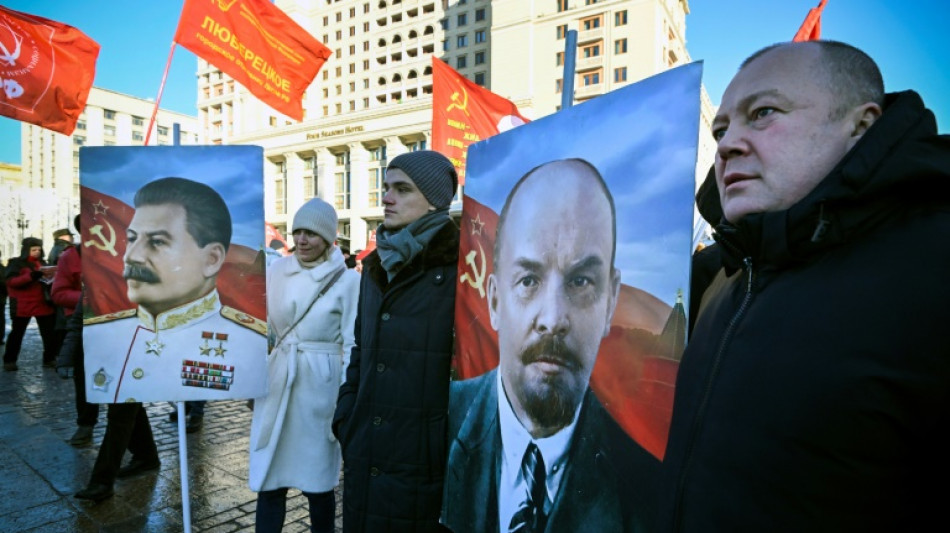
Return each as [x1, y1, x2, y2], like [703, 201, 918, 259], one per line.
[0, 6, 99, 135]
[431, 57, 530, 185]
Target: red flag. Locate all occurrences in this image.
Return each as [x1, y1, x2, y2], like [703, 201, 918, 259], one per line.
[793, 0, 828, 42]
[356, 231, 377, 261]
[80, 186, 266, 321]
[265, 222, 289, 254]
[432, 58, 529, 185]
[453, 196, 679, 459]
[173, 0, 331, 121]
[0, 6, 99, 135]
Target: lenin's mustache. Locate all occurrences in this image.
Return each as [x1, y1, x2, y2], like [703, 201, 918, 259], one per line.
[123, 264, 161, 284]
[520, 335, 581, 371]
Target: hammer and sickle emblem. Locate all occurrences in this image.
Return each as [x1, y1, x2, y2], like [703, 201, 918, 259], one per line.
[459, 241, 487, 298]
[216, 0, 239, 12]
[84, 221, 119, 257]
[446, 87, 470, 116]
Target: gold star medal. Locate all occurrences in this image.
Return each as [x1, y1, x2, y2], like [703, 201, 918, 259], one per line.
[200, 331, 213, 356]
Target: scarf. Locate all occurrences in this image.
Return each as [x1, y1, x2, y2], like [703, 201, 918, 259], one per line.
[376, 208, 450, 281]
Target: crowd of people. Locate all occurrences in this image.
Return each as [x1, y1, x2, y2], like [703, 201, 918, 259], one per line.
[3, 39, 948, 532]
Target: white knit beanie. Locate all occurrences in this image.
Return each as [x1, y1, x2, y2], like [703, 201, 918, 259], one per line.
[292, 198, 338, 245]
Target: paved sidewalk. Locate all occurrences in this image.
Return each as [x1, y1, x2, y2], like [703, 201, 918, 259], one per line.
[0, 319, 343, 532]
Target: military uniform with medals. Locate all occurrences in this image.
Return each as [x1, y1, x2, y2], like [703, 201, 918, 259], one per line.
[84, 290, 267, 403]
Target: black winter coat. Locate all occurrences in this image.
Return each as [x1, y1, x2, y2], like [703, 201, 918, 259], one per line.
[659, 91, 950, 532]
[334, 221, 458, 533]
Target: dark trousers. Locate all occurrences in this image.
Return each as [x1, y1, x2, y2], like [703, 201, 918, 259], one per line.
[256, 488, 334, 533]
[3, 313, 56, 364]
[73, 346, 99, 427]
[89, 402, 158, 487]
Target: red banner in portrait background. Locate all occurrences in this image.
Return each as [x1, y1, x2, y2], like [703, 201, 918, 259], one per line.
[265, 222, 289, 254]
[431, 58, 530, 185]
[173, 0, 331, 121]
[80, 186, 266, 321]
[454, 197, 681, 460]
[0, 6, 99, 135]
[793, 0, 828, 41]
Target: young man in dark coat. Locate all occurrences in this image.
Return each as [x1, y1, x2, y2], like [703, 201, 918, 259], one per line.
[658, 41, 950, 532]
[333, 150, 459, 532]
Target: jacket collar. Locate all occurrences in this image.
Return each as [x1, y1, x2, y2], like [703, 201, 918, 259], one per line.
[364, 219, 460, 291]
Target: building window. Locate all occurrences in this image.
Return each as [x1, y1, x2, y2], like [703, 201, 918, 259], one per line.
[556, 24, 567, 40]
[406, 140, 427, 151]
[157, 126, 168, 136]
[103, 109, 116, 120]
[582, 71, 601, 85]
[475, 8, 486, 22]
[556, 51, 564, 66]
[74, 136, 85, 146]
[350, 63, 356, 73]
[369, 167, 385, 206]
[335, 48, 342, 58]
[103, 124, 114, 136]
[555, 78, 562, 93]
[443, 39, 450, 51]
[614, 66, 627, 82]
[615, 38, 627, 54]
[474, 72, 485, 86]
[335, 171, 351, 210]
[275, 178, 286, 214]
[457, 34, 468, 47]
[457, 55, 467, 69]
[581, 43, 601, 58]
[132, 131, 144, 141]
[336, 30, 342, 40]
[475, 30, 486, 43]
[557, 0, 569, 13]
[336, 12, 342, 22]
[457, 13, 467, 26]
[581, 15, 602, 30]
[615, 10, 628, 26]
[132, 116, 144, 126]
[76, 121, 86, 130]
[474, 51, 486, 65]
[364, 40, 370, 50]
[441, 18, 449, 30]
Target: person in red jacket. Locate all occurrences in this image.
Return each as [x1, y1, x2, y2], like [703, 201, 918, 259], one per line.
[3, 237, 57, 371]
[52, 215, 100, 446]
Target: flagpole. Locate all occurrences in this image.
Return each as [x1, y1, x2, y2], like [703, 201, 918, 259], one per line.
[145, 42, 178, 146]
[169, 122, 193, 533]
[561, 30, 578, 110]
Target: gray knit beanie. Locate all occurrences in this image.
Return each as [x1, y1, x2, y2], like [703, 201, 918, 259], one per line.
[292, 198, 338, 245]
[387, 150, 458, 209]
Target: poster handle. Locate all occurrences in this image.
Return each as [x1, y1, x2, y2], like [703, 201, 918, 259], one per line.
[177, 400, 192, 533]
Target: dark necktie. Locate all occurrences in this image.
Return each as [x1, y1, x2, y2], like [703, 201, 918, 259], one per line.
[508, 443, 549, 533]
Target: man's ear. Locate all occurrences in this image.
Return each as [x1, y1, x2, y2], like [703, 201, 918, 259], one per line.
[202, 242, 227, 277]
[846, 102, 882, 150]
[487, 273, 500, 332]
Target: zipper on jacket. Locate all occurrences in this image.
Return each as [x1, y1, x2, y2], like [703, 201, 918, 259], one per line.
[671, 256, 755, 532]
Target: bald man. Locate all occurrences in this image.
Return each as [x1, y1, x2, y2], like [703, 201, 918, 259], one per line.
[443, 159, 660, 533]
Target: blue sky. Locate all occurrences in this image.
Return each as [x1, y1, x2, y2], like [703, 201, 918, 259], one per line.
[1, 0, 948, 165]
[468, 63, 701, 306]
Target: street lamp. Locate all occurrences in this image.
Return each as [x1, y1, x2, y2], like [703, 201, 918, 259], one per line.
[16, 213, 28, 242]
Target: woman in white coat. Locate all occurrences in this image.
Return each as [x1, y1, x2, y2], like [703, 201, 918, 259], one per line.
[249, 198, 359, 533]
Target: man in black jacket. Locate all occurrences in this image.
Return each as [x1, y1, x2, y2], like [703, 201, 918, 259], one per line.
[333, 150, 459, 533]
[659, 41, 950, 532]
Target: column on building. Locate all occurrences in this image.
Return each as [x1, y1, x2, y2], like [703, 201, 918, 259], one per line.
[348, 142, 370, 250]
[284, 151, 305, 218]
[316, 147, 337, 206]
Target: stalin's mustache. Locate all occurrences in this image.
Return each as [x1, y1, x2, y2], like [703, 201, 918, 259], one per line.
[123, 264, 161, 284]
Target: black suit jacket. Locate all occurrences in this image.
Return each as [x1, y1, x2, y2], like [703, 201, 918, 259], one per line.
[442, 369, 660, 532]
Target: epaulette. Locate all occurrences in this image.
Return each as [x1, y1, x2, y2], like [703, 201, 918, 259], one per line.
[83, 308, 137, 325]
[220, 306, 267, 336]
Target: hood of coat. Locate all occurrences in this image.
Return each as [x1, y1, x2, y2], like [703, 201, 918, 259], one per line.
[363, 219, 460, 290]
[716, 90, 950, 274]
